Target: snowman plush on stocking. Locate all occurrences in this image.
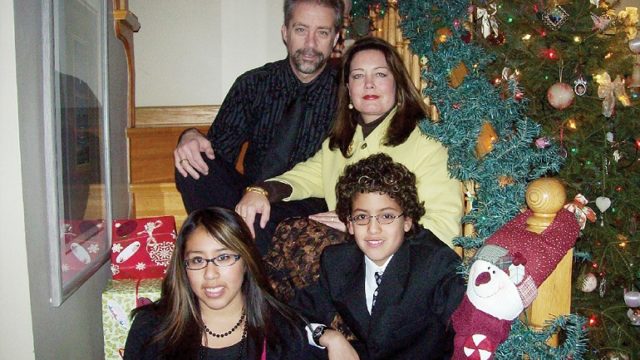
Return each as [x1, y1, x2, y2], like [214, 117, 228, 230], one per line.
[451, 208, 580, 360]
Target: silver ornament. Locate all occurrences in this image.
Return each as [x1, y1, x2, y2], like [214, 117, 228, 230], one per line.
[629, 36, 640, 54]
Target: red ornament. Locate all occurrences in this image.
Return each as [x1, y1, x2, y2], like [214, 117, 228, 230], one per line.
[461, 31, 472, 43]
[514, 90, 525, 101]
[547, 82, 575, 110]
[487, 32, 505, 45]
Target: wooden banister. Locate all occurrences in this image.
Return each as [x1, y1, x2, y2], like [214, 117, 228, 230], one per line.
[525, 177, 572, 346]
[112, 0, 140, 127]
[369, 1, 439, 122]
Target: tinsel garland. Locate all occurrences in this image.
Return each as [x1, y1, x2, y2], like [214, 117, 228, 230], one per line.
[349, 1, 585, 358]
[497, 314, 588, 359]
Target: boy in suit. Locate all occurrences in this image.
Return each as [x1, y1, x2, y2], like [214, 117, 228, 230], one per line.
[292, 153, 465, 359]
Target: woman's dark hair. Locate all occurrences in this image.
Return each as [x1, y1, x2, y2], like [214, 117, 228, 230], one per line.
[133, 207, 304, 358]
[335, 153, 425, 232]
[329, 36, 429, 157]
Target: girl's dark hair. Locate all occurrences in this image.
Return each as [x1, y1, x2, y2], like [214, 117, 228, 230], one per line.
[133, 207, 304, 358]
[329, 36, 429, 157]
[335, 153, 425, 233]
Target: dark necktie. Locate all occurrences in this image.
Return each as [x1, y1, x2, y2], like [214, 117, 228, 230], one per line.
[372, 271, 383, 308]
[258, 85, 307, 180]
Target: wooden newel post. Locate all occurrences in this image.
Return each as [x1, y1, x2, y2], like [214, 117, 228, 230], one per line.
[524, 177, 572, 346]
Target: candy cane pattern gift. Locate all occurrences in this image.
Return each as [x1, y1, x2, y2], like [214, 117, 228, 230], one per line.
[110, 216, 176, 279]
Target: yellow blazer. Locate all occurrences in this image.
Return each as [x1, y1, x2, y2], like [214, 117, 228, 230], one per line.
[268, 109, 463, 245]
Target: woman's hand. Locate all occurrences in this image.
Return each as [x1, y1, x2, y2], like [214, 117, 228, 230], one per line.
[320, 330, 359, 360]
[174, 128, 215, 179]
[235, 191, 271, 238]
[308, 211, 347, 232]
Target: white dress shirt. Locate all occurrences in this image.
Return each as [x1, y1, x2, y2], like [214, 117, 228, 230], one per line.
[364, 255, 393, 314]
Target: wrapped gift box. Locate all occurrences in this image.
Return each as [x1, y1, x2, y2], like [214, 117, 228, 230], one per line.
[111, 216, 177, 279]
[102, 278, 162, 360]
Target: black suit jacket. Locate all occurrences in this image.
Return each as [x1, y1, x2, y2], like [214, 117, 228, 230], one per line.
[292, 227, 465, 360]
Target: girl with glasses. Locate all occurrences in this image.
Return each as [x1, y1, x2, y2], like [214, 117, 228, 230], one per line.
[124, 207, 319, 359]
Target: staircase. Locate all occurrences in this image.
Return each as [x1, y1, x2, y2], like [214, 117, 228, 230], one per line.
[128, 105, 218, 228]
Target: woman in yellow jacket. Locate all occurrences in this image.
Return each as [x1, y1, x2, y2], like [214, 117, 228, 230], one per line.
[235, 37, 463, 298]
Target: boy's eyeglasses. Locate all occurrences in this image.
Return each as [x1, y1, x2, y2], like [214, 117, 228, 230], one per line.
[348, 213, 404, 226]
[184, 254, 241, 270]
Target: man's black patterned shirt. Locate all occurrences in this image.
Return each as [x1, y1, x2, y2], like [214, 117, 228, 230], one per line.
[207, 58, 339, 183]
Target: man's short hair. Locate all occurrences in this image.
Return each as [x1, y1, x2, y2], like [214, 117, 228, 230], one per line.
[335, 153, 425, 226]
[283, 0, 344, 32]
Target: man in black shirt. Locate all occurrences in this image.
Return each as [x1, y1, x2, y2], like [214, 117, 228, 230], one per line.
[174, 0, 344, 254]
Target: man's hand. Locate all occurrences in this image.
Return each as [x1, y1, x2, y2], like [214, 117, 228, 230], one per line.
[308, 211, 346, 232]
[321, 330, 359, 360]
[174, 128, 215, 179]
[235, 191, 271, 238]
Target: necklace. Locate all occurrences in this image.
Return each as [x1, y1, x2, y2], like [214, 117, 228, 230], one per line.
[237, 318, 248, 359]
[198, 321, 248, 360]
[203, 309, 246, 338]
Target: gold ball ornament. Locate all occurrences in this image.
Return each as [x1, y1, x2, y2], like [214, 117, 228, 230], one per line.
[547, 82, 575, 110]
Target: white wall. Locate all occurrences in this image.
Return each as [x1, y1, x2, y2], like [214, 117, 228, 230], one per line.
[131, 0, 285, 106]
[0, 0, 34, 358]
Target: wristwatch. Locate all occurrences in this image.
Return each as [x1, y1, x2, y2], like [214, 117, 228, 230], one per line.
[312, 324, 328, 346]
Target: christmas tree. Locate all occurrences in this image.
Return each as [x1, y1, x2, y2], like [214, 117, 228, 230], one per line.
[477, 0, 640, 358]
[347, 0, 639, 358]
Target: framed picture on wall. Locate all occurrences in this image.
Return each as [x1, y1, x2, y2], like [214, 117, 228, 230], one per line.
[43, 0, 112, 307]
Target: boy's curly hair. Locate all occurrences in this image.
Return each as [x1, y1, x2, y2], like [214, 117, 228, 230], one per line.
[335, 153, 425, 230]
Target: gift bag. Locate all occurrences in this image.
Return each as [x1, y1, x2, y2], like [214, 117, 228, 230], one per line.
[102, 278, 162, 359]
[110, 216, 176, 279]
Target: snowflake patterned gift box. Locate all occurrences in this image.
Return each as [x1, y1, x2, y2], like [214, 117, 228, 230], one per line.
[111, 216, 177, 280]
[102, 278, 162, 360]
